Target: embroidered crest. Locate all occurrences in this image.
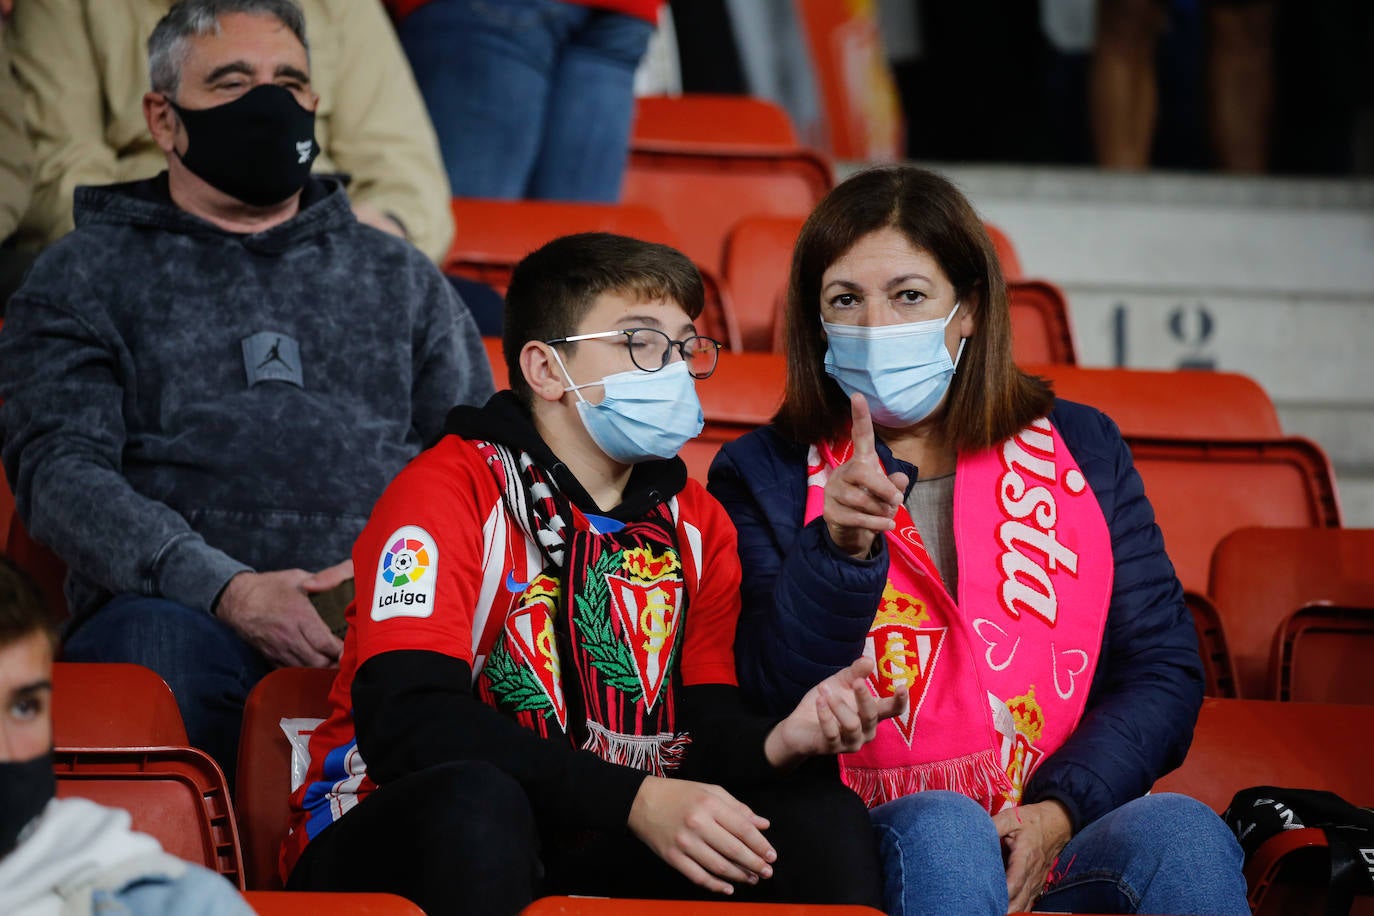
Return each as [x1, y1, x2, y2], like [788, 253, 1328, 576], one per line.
[1000, 685, 1046, 805]
[864, 584, 946, 746]
[604, 547, 684, 712]
[501, 575, 567, 728]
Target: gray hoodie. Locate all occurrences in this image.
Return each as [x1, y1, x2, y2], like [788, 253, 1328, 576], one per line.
[0, 175, 494, 621]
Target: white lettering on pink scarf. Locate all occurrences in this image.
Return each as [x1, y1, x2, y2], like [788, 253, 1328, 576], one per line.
[995, 418, 1083, 627]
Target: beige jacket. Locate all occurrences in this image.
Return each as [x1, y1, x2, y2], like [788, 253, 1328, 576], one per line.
[0, 32, 33, 241]
[7, 0, 453, 262]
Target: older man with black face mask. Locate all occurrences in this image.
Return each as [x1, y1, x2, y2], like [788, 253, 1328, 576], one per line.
[0, 0, 493, 780]
[0, 558, 253, 914]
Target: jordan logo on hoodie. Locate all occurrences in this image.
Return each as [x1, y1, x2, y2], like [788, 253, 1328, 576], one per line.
[242, 331, 304, 388]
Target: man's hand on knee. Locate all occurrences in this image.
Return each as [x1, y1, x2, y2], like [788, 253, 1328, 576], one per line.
[215, 563, 349, 667]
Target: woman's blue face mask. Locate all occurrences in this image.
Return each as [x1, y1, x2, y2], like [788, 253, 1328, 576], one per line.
[822, 302, 966, 428]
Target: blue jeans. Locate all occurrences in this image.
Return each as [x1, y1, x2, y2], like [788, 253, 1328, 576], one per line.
[872, 791, 1250, 915]
[397, 0, 654, 201]
[62, 594, 271, 781]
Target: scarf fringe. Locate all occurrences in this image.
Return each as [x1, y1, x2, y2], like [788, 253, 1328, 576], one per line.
[582, 721, 691, 776]
[841, 748, 1011, 809]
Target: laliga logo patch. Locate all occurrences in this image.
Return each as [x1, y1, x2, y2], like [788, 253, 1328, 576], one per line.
[372, 525, 438, 621]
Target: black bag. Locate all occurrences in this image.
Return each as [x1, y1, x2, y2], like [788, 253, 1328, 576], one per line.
[1225, 786, 1374, 915]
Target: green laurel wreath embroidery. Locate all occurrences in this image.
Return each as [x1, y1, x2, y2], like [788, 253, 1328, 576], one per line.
[576, 549, 644, 700]
[483, 638, 554, 718]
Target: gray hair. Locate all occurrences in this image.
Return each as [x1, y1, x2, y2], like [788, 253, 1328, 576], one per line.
[148, 0, 309, 98]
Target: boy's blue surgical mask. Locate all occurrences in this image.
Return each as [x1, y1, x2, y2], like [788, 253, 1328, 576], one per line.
[553, 354, 705, 464]
[823, 302, 966, 428]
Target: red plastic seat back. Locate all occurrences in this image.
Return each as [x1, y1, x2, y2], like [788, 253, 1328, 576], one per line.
[1126, 437, 1341, 599]
[245, 891, 426, 914]
[446, 198, 741, 351]
[1210, 527, 1374, 700]
[52, 662, 187, 746]
[1034, 366, 1281, 439]
[1008, 280, 1076, 365]
[1275, 604, 1374, 704]
[984, 222, 1023, 280]
[236, 666, 338, 890]
[621, 148, 831, 274]
[682, 351, 787, 484]
[722, 215, 802, 351]
[632, 95, 800, 149]
[521, 897, 885, 915]
[53, 746, 243, 888]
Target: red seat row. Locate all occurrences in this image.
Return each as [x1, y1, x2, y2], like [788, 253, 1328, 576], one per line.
[53, 661, 1374, 914]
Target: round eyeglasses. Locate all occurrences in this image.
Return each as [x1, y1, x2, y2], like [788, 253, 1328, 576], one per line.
[545, 327, 722, 379]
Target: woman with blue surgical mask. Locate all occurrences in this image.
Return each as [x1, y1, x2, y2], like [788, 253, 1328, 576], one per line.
[707, 166, 1249, 916]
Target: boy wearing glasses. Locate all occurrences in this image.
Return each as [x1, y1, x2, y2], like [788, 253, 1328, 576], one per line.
[283, 233, 903, 915]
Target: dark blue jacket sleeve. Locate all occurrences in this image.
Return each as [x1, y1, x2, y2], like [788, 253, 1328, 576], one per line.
[1022, 403, 1205, 830]
[707, 428, 890, 716]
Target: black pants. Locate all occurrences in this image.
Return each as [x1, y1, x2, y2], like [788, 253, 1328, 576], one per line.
[287, 759, 884, 916]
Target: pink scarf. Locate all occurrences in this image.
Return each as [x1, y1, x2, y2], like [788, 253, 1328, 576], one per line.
[804, 418, 1113, 812]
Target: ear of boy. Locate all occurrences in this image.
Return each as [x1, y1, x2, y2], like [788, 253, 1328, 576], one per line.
[520, 342, 567, 404]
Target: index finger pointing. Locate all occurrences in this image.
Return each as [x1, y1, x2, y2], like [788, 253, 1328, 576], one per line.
[849, 393, 877, 458]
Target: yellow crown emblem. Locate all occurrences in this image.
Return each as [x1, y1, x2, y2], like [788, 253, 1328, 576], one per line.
[621, 547, 680, 582]
[1006, 686, 1045, 745]
[876, 583, 930, 627]
[523, 573, 562, 604]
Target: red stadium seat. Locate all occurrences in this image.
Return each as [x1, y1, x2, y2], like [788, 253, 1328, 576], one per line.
[1274, 603, 1374, 704]
[1153, 698, 1374, 915]
[632, 95, 800, 148]
[721, 215, 800, 351]
[243, 891, 425, 915]
[984, 222, 1023, 280]
[236, 666, 338, 890]
[622, 111, 831, 274]
[53, 746, 244, 888]
[1007, 280, 1076, 365]
[52, 662, 187, 746]
[1125, 436, 1341, 599]
[446, 198, 742, 351]
[1034, 365, 1281, 439]
[521, 898, 884, 915]
[681, 351, 788, 484]
[1209, 527, 1374, 700]
[483, 336, 508, 389]
[1185, 592, 1239, 698]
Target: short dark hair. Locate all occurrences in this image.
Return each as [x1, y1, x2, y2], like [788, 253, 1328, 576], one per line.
[774, 165, 1053, 449]
[503, 233, 705, 406]
[149, 0, 309, 98]
[0, 557, 54, 651]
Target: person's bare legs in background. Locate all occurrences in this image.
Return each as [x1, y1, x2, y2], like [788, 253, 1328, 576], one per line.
[1207, 0, 1275, 172]
[1092, 0, 1169, 169]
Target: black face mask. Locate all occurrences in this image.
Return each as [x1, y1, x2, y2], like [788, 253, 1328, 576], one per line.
[0, 752, 55, 858]
[169, 83, 321, 207]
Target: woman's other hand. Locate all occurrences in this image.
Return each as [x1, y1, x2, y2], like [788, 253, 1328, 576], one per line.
[994, 799, 1073, 913]
[824, 393, 910, 559]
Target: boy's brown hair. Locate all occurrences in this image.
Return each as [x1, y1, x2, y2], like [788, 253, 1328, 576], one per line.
[503, 232, 704, 406]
